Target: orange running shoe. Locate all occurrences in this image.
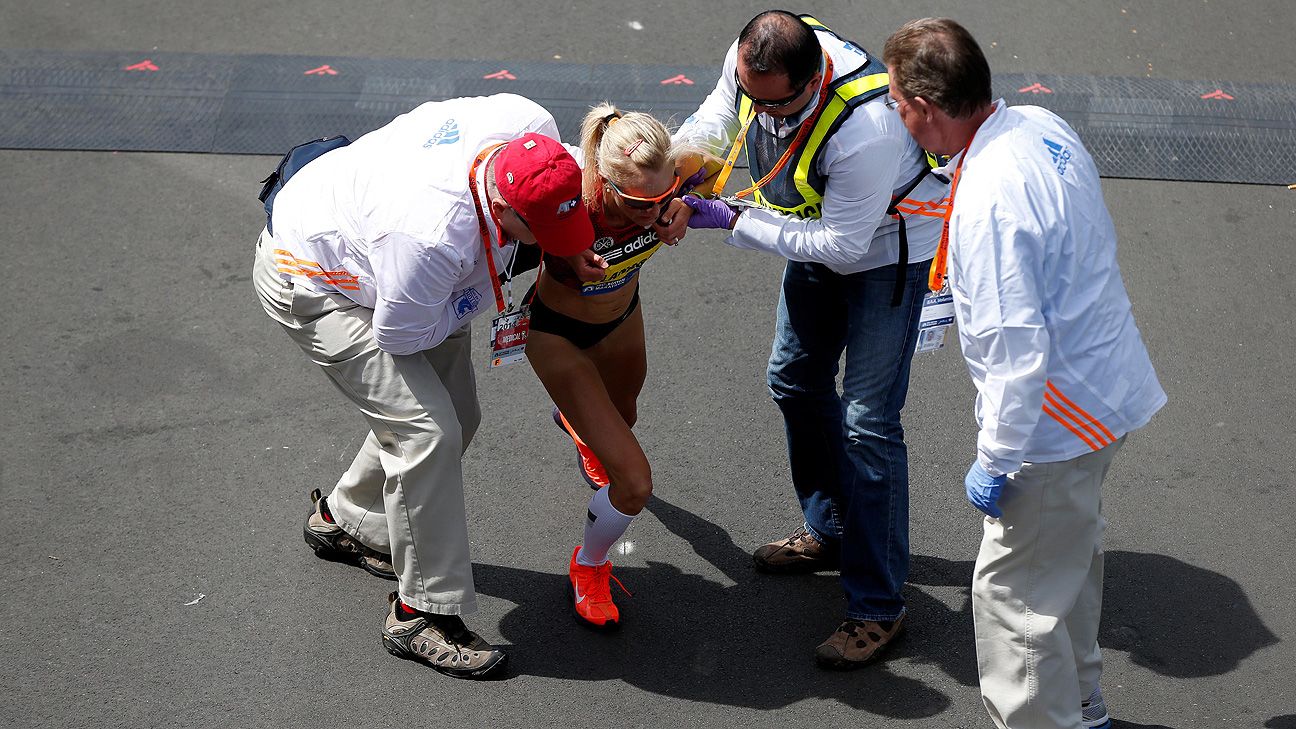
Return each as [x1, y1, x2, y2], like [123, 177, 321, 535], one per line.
[552, 407, 611, 489]
[567, 546, 629, 629]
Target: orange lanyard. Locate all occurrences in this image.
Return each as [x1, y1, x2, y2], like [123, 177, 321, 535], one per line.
[927, 127, 979, 292]
[467, 142, 510, 313]
[710, 53, 835, 199]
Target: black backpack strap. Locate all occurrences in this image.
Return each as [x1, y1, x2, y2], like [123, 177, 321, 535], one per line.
[884, 166, 934, 306]
[258, 135, 351, 234]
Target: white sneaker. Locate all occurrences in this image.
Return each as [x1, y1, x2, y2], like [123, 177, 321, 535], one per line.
[1082, 686, 1112, 729]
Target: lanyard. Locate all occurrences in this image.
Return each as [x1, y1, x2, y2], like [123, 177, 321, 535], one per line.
[467, 142, 513, 313]
[927, 126, 979, 292]
[710, 52, 836, 199]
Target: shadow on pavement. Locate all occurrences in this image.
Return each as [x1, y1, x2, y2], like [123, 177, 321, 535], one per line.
[900, 544, 1278, 683]
[475, 494, 953, 715]
[474, 496, 1275, 713]
[1266, 716, 1296, 728]
[1099, 550, 1278, 678]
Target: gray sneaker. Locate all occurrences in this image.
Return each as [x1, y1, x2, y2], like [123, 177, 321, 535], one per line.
[381, 592, 508, 679]
[1082, 686, 1112, 729]
[753, 525, 839, 573]
[302, 488, 396, 580]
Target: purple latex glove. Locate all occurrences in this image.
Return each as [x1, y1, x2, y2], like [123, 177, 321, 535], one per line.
[681, 195, 739, 230]
[681, 167, 708, 192]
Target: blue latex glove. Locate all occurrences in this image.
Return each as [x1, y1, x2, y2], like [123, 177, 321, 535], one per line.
[965, 461, 1007, 518]
[681, 195, 739, 230]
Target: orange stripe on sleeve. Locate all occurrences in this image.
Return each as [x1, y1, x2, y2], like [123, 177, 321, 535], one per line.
[1046, 382, 1117, 442]
[274, 251, 360, 292]
[1043, 402, 1101, 451]
[1044, 391, 1109, 448]
[274, 249, 323, 269]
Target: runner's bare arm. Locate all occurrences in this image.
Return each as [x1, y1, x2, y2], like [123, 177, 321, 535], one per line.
[561, 249, 609, 282]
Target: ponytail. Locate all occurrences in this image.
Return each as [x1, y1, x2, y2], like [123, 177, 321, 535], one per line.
[580, 103, 622, 212]
[579, 103, 675, 214]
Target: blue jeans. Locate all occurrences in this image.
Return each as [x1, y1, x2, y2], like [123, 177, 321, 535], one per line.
[766, 259, 929, 622]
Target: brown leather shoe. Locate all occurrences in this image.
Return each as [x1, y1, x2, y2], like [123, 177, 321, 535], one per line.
[752, 525, 839, 573]
[814, 614, 906, 669]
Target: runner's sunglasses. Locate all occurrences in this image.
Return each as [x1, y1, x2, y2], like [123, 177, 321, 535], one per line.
[607, 175, 681, 210]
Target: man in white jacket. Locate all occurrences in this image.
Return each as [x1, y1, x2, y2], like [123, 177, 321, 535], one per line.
[883, 19, 1166, 729]
[253, 94, 595, 679]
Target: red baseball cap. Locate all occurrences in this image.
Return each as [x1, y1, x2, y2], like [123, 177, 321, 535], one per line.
[494, 133, 594, 257]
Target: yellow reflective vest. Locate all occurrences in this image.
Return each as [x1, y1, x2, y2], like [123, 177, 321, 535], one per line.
[735, 16, 940, 220]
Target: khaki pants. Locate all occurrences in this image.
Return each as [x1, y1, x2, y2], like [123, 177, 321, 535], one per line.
[973, 437, 1125, 729]
[253, 236, 481, 615]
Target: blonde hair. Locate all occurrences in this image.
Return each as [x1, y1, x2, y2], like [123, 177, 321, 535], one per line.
[579, 103, 675, 212]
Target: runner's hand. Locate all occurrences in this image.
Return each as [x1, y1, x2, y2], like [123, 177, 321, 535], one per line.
[563, 249, 608, 283]
[653, 198, 690, 246]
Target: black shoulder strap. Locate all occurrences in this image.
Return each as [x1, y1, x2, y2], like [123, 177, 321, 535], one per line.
[258, 135, 351, 234]
[883, 155, 950, 307]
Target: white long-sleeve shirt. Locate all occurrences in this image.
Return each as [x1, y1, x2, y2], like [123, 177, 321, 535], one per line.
[674, 32, 945, 274]
[947, 101, 1166, 475]
[265, 94, 560, 355]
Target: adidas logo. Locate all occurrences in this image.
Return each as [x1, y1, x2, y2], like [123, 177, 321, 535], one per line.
[423, 119, 461, 147]
[1043, 136, 1072, 176]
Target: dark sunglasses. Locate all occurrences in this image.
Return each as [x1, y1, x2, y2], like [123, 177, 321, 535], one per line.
[735, 71, 814, 109]
[607, 176, 680, 210]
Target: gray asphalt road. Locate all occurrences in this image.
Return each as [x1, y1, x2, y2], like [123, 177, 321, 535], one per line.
[2, 2, 1294, 728]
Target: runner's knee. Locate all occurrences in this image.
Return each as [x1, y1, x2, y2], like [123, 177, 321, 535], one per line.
[607, 465, 652, 514]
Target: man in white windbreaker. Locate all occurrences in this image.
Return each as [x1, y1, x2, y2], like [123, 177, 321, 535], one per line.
[883, 18, 1166, 729]
[668, 10, 950, 669]
[252, 94, 595, 679]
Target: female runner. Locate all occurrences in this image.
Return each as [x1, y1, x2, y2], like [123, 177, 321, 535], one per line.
[525, 104, 703, 629]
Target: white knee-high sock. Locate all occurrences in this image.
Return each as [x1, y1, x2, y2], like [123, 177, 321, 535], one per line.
[576, 486, 635, 566]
